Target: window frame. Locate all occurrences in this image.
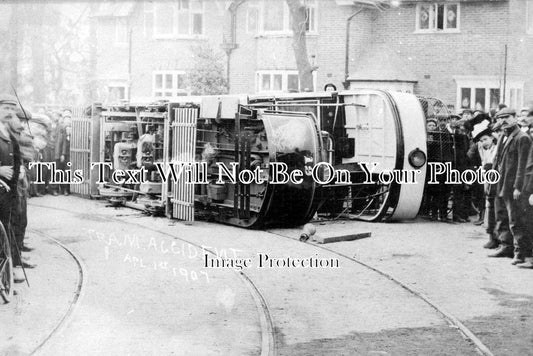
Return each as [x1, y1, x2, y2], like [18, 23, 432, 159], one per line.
[114, 17, 129, 46]
[143, 1, 154, 38]
[415, 2, 460, 34]
[249, 0, 317, 36]
[255, 70, 318, 94]
[152, 70, 189, 98]
[152, 0, 205, 39]
[454, 76, 524, 112]
[526, 0, 533, 35]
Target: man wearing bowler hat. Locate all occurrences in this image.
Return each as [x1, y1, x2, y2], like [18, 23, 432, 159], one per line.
[0, 94, 24, 282]
[489, 108, 532, 266]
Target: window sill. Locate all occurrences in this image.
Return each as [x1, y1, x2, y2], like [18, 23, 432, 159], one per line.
[414, 29, 461, 34]
[254, 32, 318, 39]
[152, 35, 207, 40]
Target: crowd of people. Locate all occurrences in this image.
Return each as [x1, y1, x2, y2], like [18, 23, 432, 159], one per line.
[0, 94, 72, 283]
[425, 104, 533, 268]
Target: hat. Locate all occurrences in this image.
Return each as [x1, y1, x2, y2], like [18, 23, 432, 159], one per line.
[471, 119, 492, 142]
[62, 109, 72, 118]
[495, 107, 516, 118]
[458, 108, 473, 116]
[449, 114, 462, 121]
[0, 94, 17, 106]
[464, 112, 492, 132]
[16, 107, 32, 120]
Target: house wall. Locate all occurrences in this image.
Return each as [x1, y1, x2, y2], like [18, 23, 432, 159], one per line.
[228, 0, 373, 94]
[96, 2, 227, 100]
[94, 0, 532, 109]
[370, 1, 510, 106]
[508, 0, 533, 107]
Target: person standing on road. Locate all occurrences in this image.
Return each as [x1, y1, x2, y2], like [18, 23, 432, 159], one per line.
[8, 107, 36, 268]
[0, 94, 24, 282]
[43, 111, 59, 195]
[55, 109, 72, 195]
[468, 119, 498, 247]
[489, 108, 532, 266]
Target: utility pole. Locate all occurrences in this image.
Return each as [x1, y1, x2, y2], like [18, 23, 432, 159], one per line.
[502, 44, 508, 104]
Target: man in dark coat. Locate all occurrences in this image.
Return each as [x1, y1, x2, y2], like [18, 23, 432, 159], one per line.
[55, 109, 72, 195]
[518, 116, 533, 268]
[0, 94, 23, 282]
[8, 107, 35, 268]
[489, 108, 532, 265]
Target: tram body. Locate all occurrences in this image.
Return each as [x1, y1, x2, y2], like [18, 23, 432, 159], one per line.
[91, 89, 428, 227]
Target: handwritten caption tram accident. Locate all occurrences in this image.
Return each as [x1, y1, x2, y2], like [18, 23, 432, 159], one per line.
[30, 160, 501, 185]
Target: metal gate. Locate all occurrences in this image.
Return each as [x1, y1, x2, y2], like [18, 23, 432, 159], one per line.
[168, 106, 198, 222]
[70, 106, 92, 197]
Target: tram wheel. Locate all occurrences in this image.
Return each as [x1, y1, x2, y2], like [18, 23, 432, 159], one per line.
[0, 223, 14, 303]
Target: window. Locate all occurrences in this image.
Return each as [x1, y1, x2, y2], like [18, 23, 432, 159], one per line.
[152, 0, 203, 38]
[455, 76, 524, 112]
[153, 71, 188, 97]
[416, 3, 459, 33]
[144, 1, 154, 38]
[108, 85, 127, 102]
[247, 0, 317, 35]
[526, 0, 533, 35]
[104, 82, 128, 103]
[256, 70, 317, 93]
[115, 18, 128, 45]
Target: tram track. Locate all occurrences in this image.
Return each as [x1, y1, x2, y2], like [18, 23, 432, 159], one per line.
[266, 229, 494, 356]
[28, 201, 493, 356]
[27, 228, 86, 356]
[28, 202, 276, 356]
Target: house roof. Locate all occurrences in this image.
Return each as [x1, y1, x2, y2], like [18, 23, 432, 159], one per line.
[348, 44, 418, 83]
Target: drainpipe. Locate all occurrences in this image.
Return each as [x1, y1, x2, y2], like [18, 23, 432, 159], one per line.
[222, 0, 245, 92]
[343, 8, 364, 90]
[128, 28, 133, 101]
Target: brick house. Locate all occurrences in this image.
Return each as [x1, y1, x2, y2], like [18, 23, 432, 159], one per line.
[93, 0, 533, 112]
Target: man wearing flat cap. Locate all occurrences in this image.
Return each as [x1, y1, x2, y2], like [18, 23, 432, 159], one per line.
[0, 94, 24, 281]
[489, 107, 533, 267]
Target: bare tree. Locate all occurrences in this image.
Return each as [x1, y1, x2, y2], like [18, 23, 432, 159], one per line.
[30, 3, 46, 104]
[286, 0, 314, 92]
[8, 4, 20, 91]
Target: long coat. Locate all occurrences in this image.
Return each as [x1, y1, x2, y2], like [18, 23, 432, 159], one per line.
[55, 126, 71, 160]
[0, 128, 21, 192]
[496, 126, 532, 198]
[522, 144, 533, 194]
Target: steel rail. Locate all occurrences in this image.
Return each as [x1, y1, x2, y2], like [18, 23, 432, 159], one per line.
[28, 203, 277, 356]
[27, 228, 86, 356]
[266, 229, 494, 356]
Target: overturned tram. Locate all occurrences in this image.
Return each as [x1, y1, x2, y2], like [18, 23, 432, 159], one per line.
[71, 89, 428, 228]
